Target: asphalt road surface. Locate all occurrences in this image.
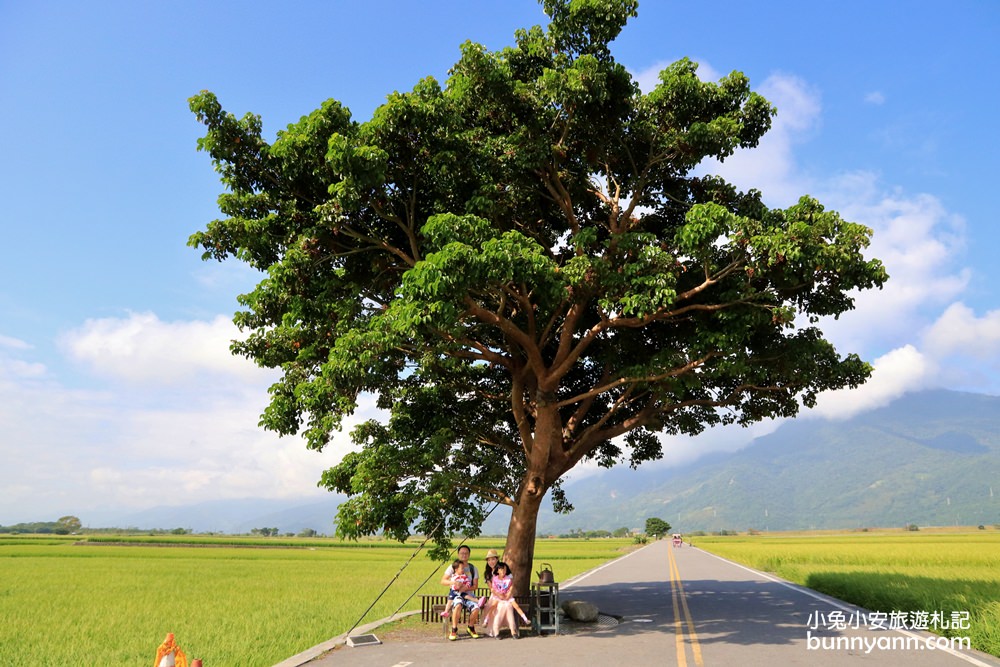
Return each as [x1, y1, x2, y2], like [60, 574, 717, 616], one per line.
[291, 537, 1000, 667]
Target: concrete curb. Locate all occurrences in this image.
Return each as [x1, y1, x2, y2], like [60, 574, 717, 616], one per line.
[270, 610, 421, 667]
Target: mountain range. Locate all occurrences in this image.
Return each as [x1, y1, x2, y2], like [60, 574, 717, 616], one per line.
[86, 389, 1000, 535]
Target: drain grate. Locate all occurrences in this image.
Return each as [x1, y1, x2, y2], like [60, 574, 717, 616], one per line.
[596, 614, 620, 627]
[346, 634, 381, 648]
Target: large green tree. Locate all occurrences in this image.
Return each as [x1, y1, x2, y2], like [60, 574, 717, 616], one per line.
[645, 517, 671, 538]
[190, 0, 886, 593]
[56, 516, 82, 534]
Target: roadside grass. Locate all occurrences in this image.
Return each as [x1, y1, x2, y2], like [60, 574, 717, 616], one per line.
[0, 535, 631, 666]
[694, 530, 1000, 657]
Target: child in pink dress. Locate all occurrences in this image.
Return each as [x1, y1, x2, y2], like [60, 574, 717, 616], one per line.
[489, 562, 528, 639]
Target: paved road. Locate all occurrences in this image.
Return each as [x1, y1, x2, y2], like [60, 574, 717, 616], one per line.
[290, 538, 1000, 667]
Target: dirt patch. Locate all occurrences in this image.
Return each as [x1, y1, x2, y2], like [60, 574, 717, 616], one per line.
[376, 615, 449, 643]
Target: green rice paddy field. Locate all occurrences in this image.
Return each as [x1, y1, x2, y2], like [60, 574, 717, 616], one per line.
[694, 530, 1000, 657]
[0, 535, 630, 666]
[5, 531, 1000, 665]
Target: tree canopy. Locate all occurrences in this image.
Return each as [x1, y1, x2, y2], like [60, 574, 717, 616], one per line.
[189, 0, 886, 587]
[645, 517, 671, 538]
[57, 516, 82, 533]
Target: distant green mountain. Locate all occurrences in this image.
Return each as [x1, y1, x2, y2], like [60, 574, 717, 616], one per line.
[537, 389, 1000, 533]
[89, 390, 999, 537]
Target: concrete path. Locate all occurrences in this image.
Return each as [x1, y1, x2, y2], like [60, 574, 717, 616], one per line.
[289, 538, 1000, 667]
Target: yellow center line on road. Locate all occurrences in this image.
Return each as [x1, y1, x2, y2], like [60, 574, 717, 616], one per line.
[668, 545, 705, 666]
[669, 557, 686, 666]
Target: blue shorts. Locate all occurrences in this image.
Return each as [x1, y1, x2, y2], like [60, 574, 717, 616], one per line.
[456, 596, 479, 612]
[447, 591, 478, 612]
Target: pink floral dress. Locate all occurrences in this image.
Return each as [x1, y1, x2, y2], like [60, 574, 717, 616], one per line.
[489, 574, 518, 636]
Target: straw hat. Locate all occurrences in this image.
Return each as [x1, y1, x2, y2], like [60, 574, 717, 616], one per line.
[485, 549, 499, 559]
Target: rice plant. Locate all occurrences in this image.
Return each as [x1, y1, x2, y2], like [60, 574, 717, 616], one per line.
[0, 535, 631, 666]
[696, 530, 1000, 657]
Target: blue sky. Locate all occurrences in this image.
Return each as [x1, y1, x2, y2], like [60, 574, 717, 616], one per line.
[2, 1, 998, 525]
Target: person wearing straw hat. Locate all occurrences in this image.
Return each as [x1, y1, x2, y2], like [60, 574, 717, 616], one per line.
[483, 548, 501, 585]
[479, 548, 501, 635]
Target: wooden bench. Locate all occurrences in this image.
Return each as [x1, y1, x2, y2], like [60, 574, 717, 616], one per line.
[420, 587, 492, 622]
[419, 590, 536, 636]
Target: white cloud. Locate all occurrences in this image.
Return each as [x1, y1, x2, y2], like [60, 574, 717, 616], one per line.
[0, 334, 31, 350]
[698, 72, 822, 208]
[865, 91, 886, 105]
[632, 65, 823, 208]
[0, 356, 47, 381]
[923, 302, 1000, 358]
[759, 73, 822, 135]
[807, 345, 935, 419]
[0, 315, 381, 524]
[693, 75, 970, 380]
[813, 178, 970, 356]
[627, 71, 987, 442]
[644, 342, 942, 465]
[59, 311, 265, 384]
[916, 303, 1000, 391]
[79, 400, 340, 510]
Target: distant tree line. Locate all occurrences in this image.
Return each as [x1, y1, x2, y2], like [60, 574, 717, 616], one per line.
[0, 521, 332, 538]
[547, 527, 634, 539]
[0, 516, 82, 535]
[0, 521, 71, 535]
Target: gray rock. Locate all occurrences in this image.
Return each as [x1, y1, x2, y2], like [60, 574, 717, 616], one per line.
[561, 599, 600, 623]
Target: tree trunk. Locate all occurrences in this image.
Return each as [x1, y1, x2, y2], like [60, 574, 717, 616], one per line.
[501, 396, 567, 598]
[503, 477, 545, 598]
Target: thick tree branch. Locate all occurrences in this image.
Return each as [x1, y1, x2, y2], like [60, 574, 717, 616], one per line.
[435, 329, 511, 369]
[462, 483, 517, 507]
[563, 363, 612, 440]
[580, 387, 657, 450]
[477, 434, 520, 459]
[538, 299, 570, 350]
[337, 225, 416, 267]
[464, 297, 546, 377]
[539, 164, 580, 235]
[518, 282, 538, 340]
[510, 370, 534, 457]
[549, 262, 750, 380]
[564, 393, 659, 471]
[551, 299, 589, 379]
[555, 353, 717, 409]
[372, 199, 420, 264]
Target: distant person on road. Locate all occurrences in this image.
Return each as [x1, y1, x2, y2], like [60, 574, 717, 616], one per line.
[440, 545, 481, 640]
